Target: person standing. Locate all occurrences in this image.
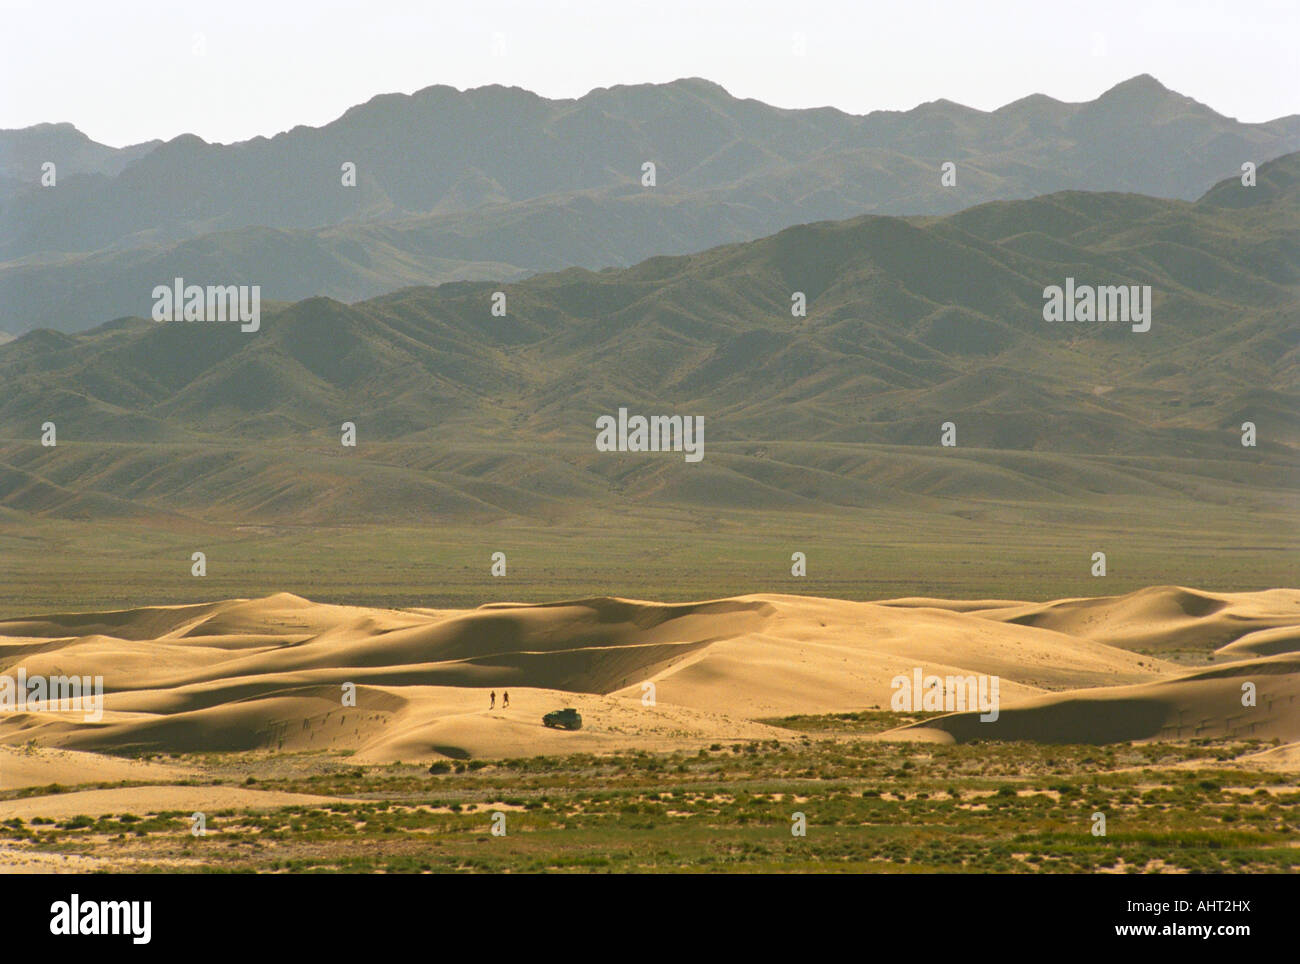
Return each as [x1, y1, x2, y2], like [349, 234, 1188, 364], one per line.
[489, 690, 496, 709]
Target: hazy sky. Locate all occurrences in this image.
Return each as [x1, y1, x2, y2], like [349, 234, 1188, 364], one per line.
[2, 0, 1296, 146]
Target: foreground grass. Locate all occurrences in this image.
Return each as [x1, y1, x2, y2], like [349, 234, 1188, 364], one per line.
[1, 732, 1294, 873]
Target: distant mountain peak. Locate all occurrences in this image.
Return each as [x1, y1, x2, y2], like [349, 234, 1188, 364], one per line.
[409, 83, 462, 99]
[1, 120, 83, 136]
[1096, 73, 1198, 109]
[925, 96, 985, 116]
[581, 77, 734, 103]
[663, 77, 732, 94]
[996, 92, 1066, 114]
[1107, 73, 1169, 93]
[163, 132, 209, 149]
[462, 83, 545, 103]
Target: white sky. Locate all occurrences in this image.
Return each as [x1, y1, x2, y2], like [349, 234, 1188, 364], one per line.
[2, 0, 1296, 147]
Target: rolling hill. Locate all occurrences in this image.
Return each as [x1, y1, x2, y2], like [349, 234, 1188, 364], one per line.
[0, 154, 1295, 528]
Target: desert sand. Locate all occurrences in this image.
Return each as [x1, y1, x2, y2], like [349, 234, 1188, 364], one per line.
[0, 785, 343, 821]
[0, 586, 1295, 785]
[0, 745, 193, 790]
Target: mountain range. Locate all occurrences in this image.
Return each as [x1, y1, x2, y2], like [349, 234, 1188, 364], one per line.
[3, 74, 1299, 334]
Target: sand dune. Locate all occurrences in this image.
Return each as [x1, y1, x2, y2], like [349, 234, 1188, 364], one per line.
[1233, 741, 1300, 771]
[894, 585, 1300, 655]
[611, 593, 1173, 716]
[0, 588, 1294, 762]
[0, 785, 343, 821]
[1215, 625, 1300, 659]
[886, 654, 1300, 745]
[0, 745, 193, 790]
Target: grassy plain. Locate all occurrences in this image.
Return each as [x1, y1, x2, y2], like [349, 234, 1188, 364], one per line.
[1, 724, 1294, 873]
